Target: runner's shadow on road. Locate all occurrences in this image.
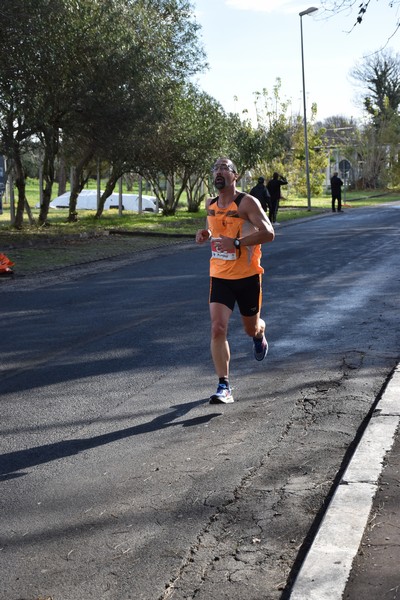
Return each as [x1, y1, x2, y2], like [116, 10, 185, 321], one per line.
[0, 399, 221, 481]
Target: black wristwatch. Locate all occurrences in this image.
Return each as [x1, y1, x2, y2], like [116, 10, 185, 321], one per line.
[233, 238, 241, 249]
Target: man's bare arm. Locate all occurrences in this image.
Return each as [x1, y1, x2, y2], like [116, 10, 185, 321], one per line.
[217, 195, 274, 251]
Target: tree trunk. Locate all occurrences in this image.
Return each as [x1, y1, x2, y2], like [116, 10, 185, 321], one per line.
[163, 178, 176, 215]
[12, 151, 26, 230]
[186, 176, 205, 212]
[124, 172, 134, 191]
[95, 166, 121, 218]
[24, 198, 36, 225]
[162, 173, 189, 215]
[57, 155, 67, 196]
[140, 173, 165, 212]
[39, 127, 59, 226]
[67, 149, 94, 222]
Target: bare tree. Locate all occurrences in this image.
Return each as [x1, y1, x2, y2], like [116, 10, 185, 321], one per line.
[350, 49, 400, 124]
[320, 1, 400, 43]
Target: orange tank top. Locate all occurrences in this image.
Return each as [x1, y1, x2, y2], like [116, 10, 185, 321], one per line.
[207, 193, 264, 279]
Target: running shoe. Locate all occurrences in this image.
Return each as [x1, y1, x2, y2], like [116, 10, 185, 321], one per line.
[209, 383, 234, 404]
[253, 335, 268, 361]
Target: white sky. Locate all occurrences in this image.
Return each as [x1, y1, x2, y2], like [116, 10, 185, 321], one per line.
[192, 0, 400, 123]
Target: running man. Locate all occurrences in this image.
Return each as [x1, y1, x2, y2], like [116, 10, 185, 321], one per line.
[195, 157, 275, 404]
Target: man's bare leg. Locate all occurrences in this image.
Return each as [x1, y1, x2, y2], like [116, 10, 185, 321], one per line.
[242, 314, 265, 339]
[242, 314, 268, 361]
[209, 303, 234, 403]
[210, 302, 232, 378]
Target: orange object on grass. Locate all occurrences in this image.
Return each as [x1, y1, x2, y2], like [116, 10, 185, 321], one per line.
[0, 253, 15, 275]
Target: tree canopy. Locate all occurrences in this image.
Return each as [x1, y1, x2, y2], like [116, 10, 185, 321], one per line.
[0, 0, 206, 226]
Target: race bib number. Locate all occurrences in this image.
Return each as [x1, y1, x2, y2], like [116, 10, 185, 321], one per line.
[211, 238, 237, 261]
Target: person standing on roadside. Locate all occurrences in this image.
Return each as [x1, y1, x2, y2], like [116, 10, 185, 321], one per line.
[249, 177, 271, 213]
[330, 171, 344, 212]
[267, 172, 288, 224]
[195, 157, 275, 404]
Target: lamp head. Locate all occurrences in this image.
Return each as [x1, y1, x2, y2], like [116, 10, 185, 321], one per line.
[299, 6, 318, 16]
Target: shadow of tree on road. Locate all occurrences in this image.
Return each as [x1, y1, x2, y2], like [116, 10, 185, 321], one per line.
[0, 399, 221, 481]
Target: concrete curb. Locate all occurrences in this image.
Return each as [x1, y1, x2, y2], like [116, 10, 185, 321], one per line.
[289, 363, 400, 600]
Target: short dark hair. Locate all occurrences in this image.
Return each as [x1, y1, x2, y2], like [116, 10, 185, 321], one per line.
[257, 177, 264, 184]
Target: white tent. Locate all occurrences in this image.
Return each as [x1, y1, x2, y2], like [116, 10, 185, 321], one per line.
[37, 189, 158, 212]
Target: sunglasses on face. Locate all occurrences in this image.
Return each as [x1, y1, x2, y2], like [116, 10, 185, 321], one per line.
[211, 165, 235, 174]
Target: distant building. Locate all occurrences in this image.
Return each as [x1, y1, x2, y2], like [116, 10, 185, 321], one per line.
[321, 126, 359, 190]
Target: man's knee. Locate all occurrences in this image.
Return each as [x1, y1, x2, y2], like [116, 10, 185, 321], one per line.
[211, 320, 228, 339]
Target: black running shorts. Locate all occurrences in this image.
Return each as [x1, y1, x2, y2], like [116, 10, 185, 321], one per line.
[209, 274, 262, 316]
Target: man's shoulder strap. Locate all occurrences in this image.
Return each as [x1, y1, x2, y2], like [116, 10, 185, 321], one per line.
[209, 192, 245, 207]
[235, 192, 246, 207]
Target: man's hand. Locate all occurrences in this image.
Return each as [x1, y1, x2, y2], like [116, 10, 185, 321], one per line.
[195, 229, 211, 244]
[219, 235, 235, 251]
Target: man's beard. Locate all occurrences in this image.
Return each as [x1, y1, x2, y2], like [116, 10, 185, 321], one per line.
[214, 177, 225, 189]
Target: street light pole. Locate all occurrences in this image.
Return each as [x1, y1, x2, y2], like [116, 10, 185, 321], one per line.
[299, 6, 318, 211]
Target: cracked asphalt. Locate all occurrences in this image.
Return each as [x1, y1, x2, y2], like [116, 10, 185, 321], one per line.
[0, 203, 399, 599]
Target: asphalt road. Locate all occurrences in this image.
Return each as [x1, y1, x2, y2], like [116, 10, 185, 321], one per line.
[1, 203, 399, 600]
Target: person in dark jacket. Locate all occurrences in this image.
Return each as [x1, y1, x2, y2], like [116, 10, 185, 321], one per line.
[249, 177, 271, 212]
[330, 172, 344, 212]
[267, 172, 288, 223]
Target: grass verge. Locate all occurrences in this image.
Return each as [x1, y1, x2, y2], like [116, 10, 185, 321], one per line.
[0, 190, 399, 276]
